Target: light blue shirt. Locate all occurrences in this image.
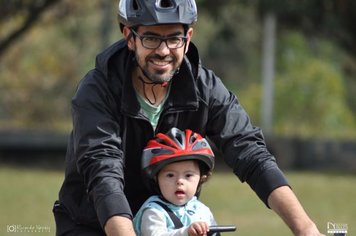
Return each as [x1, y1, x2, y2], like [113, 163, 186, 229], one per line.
[133, 195, 217, 236]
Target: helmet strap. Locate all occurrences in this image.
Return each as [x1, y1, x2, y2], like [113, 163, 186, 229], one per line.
[132, 54, 170, 105]
[138, 75, 161, 105]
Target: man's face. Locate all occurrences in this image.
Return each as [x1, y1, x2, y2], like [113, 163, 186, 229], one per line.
[125, 24, 193, 83]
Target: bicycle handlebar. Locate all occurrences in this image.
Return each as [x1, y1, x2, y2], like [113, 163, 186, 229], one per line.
[209, 225, 237, 233]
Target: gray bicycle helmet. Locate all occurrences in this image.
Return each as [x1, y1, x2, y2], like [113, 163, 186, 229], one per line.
[118, 0, 198, 30]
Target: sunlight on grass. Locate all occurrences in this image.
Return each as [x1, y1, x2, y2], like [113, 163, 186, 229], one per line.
[0, 166, 355, 235]
[200, 171, 356, 236]
[0, 166, 64, 235]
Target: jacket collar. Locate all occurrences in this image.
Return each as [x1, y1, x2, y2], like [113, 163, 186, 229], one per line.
[164, 56, 199, 110]
[120, 44, 200, 116]
[95, 39, 201, 117]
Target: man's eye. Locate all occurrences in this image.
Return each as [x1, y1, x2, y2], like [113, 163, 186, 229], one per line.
[167, 37, 181, 44]
[143, 37, 159, 43]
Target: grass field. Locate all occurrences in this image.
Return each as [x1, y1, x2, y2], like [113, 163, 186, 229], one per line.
[200, 171, 356, 235]
[0, 166, 354, 235]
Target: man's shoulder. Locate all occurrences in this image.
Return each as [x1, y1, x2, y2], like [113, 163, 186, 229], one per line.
[97, 40, 127, 60]
[95, 39, 131, 77]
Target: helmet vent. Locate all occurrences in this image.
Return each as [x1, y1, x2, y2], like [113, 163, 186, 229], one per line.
[156, 0, 175, 9]
[132, 0, 140, 10]
[189, 134, 197, 144]
[175, 133, 183, 146]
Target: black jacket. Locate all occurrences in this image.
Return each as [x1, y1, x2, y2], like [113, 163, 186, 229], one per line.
[57, 39, 288, 230]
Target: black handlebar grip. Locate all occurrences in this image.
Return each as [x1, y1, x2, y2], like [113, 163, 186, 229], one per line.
[209, 225, 237, 233]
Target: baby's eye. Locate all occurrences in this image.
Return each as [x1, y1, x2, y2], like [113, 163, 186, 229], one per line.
[185, 173, 193, 178]
[166, 173, 174, 178]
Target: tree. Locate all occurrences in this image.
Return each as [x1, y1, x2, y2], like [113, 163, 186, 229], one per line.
[0, 0, 63, 57]
[0, 0, 115, 130]
[238, 31, 356, 138]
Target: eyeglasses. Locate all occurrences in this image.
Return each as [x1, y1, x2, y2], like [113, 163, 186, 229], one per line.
[131, 29, 187, 49]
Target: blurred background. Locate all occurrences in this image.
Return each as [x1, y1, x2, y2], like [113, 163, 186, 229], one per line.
[0, 0, 355, 235]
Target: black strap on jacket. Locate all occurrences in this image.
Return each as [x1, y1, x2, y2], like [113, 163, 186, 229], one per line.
[153, 201, 183, 229]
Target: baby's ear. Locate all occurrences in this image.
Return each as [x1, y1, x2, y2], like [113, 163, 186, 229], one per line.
[200, 175, 208, 183]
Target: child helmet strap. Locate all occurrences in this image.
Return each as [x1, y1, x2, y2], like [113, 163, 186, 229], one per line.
[153, 201, 183, 229]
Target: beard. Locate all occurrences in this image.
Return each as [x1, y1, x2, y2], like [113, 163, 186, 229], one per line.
[135, 53, 180, 84]
[142, 66, 177, 83]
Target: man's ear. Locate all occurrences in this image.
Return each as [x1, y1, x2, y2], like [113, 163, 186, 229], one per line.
[123, 26, 135, 51]
[185, 27, 194, 53]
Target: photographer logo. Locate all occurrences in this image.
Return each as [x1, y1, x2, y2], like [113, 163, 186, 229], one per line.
[6, 224, 50, 233]
[327, 222, 348, 235]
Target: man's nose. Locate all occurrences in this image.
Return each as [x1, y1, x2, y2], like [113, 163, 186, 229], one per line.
[155, 40, 170, 55]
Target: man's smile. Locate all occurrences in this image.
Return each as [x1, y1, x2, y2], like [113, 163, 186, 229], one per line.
[151, 58, 171, 66]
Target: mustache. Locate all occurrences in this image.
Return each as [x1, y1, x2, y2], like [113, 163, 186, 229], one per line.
[148, 54, 175, 61]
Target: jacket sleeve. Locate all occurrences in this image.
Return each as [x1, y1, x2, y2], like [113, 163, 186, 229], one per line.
[71, 69, 132, 228]
[204, 71, 289, 207]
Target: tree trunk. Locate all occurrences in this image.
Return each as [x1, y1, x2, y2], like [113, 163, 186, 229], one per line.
[261, 12, 276, 135]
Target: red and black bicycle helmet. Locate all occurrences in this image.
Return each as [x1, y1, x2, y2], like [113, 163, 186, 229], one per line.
[142, 128, 215, 181]
[118, 0, 198, 30]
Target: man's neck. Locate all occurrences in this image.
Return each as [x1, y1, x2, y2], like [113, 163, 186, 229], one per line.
[132, 69, 169, 106]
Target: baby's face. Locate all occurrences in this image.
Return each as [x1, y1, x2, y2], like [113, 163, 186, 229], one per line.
[157, 160, 201, 205]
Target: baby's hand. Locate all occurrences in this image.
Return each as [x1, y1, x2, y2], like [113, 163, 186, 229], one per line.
[188, 222, 209, 236]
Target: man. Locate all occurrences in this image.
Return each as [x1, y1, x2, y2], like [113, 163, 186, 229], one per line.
[53, 0, 324, 235]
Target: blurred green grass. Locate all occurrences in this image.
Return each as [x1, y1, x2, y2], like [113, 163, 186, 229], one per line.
[0, 166, 63, 235]
[200, 171, 356, 235]
[0, 166, 355, 235]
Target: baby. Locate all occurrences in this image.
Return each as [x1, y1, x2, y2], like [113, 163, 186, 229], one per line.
[133, 128, 218, 236]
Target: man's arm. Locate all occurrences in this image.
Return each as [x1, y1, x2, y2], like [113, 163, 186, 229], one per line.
[268, 186, 325, 236]
[104, 215, 136, 236]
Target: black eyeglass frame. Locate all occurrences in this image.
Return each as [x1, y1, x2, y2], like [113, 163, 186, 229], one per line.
[130, 29, 188, 49]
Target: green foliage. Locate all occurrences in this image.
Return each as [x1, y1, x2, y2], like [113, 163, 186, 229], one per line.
[275, 32, 356, 138]
[235, 83, 262, 125]
[0, 0, 117, 131]
[238, 31, 356, 138]
[0, 0, 356, 139]
[194, 1, 261, 87]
